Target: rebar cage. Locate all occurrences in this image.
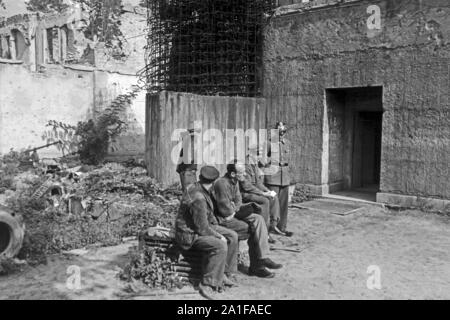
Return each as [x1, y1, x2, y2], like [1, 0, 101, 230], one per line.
[143, 0, 275, 97]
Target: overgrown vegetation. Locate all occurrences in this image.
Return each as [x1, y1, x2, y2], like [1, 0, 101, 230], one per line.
[76, 85, 140, 164]
[0, 150, 31, 193]
[42, 85, 141, 165]
[119, 246, 185, 290]
[1, 157, 181, 268]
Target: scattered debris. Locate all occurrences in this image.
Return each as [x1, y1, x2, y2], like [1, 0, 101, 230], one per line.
[1, 148, 182, 267]
[269, 246, 304, 254]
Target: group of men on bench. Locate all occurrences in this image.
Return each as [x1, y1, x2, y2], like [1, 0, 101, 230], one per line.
[175, 122, 293, 299]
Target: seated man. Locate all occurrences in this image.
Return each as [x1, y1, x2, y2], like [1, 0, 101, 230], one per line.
[175, 166, 238, 299]
[241, 144, 284, 235]
[212, 163, 283, 278]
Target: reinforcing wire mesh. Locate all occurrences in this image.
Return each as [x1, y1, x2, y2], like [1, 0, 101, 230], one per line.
[141, 0, 275, 97]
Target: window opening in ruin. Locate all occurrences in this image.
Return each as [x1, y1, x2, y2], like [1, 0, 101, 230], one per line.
[46, 27, 60, 64]
[11, 29, 27, 61]
[0, 35, 12, 59]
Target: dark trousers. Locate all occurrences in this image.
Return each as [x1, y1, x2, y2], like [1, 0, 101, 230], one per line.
[179, 170, 197, 192]
[242, 193, 280, 228]
[267, 185, 289, 231]
[219, 214, 270, 270]
[191, 236, 227, 288]
[213, 225, 239, 275]
[191, 225, 238, 288]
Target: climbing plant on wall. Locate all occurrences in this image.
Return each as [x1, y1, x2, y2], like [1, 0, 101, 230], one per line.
[43, 85, 141, 165]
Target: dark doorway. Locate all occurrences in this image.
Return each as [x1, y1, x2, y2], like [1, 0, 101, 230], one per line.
[326, 87, 383, 202]
[353, 112, 382, 189]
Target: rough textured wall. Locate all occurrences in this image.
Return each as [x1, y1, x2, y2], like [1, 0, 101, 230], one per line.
[0, 6, 147, 160]
[0, 63, 146, 159]
[0, 63, 94, 157]
[95, 7, 146, 75]
[264, 0, 450, 199]
[146, 92, 267, 185]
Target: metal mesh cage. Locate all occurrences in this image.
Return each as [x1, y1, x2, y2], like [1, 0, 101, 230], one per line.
[142, 0, 275, 97]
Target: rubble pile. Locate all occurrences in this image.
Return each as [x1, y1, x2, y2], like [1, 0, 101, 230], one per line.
[0, 151, 182, 265]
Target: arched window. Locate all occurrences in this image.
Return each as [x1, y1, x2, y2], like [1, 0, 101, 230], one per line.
[60, 25, 77, 63]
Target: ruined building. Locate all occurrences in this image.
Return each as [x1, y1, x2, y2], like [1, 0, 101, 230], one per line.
[146, 0, 449, 210]
[0, 3, 147, 159]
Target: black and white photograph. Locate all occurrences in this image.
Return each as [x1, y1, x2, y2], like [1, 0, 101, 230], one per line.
[0, 0, 449, 303]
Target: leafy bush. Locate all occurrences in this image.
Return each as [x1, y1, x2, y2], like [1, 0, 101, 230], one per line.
[0, 150, 32, 192]
[44, 85, 141, 165]
[41, 121, 80, 156]
[119, 246, 186, 290]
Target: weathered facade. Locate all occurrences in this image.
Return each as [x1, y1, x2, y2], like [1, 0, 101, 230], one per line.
[146, 91, 267, 184]
[264, 0, 450, 208]
[0, 4, 146, 159]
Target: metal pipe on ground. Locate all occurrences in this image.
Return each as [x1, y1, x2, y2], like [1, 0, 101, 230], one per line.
[0, 206, 25, 258]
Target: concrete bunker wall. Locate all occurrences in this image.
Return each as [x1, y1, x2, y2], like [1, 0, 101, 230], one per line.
[145, 91, 267, 186]
[264, 0, 450, 206]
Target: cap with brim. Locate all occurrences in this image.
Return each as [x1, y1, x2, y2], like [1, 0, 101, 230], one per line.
[199, 166, 220, 183]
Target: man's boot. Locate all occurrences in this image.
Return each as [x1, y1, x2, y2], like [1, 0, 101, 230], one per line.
[248, 264, 275, 278]
[260, 258, 283, 270]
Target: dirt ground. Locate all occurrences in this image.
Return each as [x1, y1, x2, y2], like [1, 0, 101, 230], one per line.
[1, 204, 449, 300]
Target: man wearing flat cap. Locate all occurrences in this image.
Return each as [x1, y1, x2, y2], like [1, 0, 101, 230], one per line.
[212, 162, 283, 278]
[175, 166, 239, 299]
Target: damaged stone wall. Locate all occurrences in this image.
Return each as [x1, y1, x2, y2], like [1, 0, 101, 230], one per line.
[0, 63, 94, 157]
[264, 0, 450, 204]
[0, 6, 146, 159]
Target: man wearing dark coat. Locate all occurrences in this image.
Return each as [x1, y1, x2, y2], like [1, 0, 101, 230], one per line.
[212, 163, 283, 278]
[175, 166, 238, 299]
